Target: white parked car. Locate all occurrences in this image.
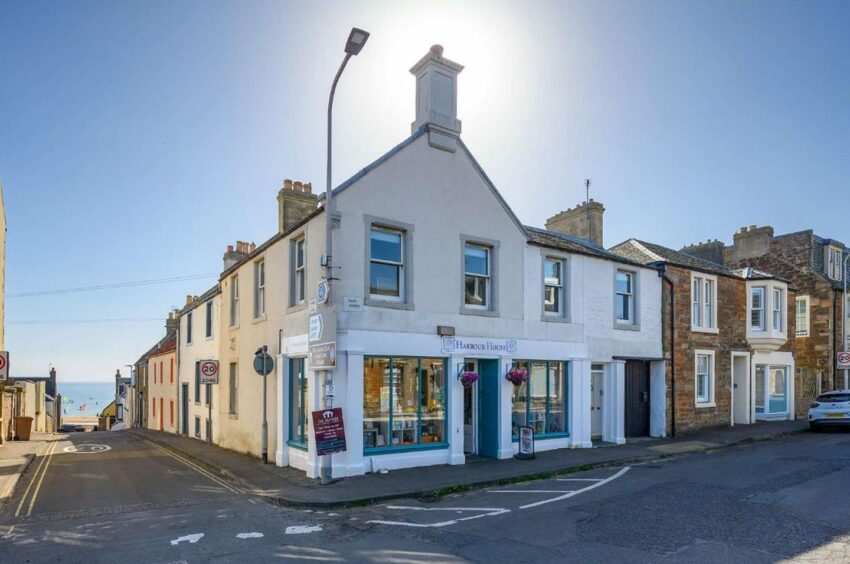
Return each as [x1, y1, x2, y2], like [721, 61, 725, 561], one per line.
[809, 390, 850, 430]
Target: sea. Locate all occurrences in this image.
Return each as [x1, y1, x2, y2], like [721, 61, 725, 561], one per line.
[57, 381, 115, 418]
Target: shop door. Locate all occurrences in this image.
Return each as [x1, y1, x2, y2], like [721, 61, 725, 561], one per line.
[732, 354, 750, 425]
[624, 360, 650, 438]
[477, 359, 500, 458]
[463, 360, 478, 455]
[590, 364, 605, 439]
[159, 398, 164, 431]
[181, 383, 189, 435]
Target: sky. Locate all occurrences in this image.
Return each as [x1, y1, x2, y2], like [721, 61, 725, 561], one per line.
[1, 0, 848, 382]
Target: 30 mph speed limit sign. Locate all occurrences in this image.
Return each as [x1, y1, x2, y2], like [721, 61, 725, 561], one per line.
[0, 351, 9, 380]
[199, 360, 219, 384]
[838, 352, 850, 370]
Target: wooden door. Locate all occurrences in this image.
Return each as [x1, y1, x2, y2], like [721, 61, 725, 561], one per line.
[624, 361, 650, 437]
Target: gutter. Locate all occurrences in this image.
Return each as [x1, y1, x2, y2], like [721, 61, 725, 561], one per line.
[659, 266, 676, 437]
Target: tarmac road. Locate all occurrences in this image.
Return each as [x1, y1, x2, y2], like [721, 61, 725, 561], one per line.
[2, 430, 850, 562]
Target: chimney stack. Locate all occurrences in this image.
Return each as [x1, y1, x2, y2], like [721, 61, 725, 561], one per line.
[277, 178, 318, 233]
[165, 311, 178, 331]
[730, 225, 774, 262]
[680, 239, 726, 265]
[410, 45, 464, 152]
[545, 200, 605, 247]
[223, 241, 249, 271]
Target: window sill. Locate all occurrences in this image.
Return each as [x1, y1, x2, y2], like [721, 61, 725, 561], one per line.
[206, 335, 214, 342]
[459, 307, 499, 318]
[364, 443, 448, 456]
[287, 302, 307, 314]
[695, 402, 716, 409]
[365, 297, 414, 311]
[287, 440, 308, 452]
[541, 313, 571, 324]
[691, 326, 719, 334]
[229, 324, 240, 332]
[228, 414, 238, 420]
[252, 315, 267, 325]
[614, 322, 640, 331]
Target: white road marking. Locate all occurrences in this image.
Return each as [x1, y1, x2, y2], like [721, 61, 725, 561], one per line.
[170, 533, 204, 545]
[489, 489, 575, 494]
[236, 532, 264, 539]
[555, 478, 603, 482]
[286, 525, 323, 535]
[519, 467, 631, 509]
[367, 506, 510, 528]
[63, 444, 111, 454]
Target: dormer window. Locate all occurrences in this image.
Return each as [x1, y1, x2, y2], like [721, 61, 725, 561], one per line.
[827, 246, 843, 281]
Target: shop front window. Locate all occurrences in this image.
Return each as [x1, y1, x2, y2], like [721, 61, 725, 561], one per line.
[511, 360, 568, 439]
[755, 365, 788, 415]
[363, 357, 446, 452]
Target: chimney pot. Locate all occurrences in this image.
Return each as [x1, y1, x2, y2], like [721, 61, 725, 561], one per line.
[249, 242, 256, 253]
[227, 244, 233, 252]
[749, 224, 757, 230]
[284, 179, 293, 190]
[430, 44, 444, 57]
[186, 295, 193, 306]
[304, 182, 312, 194]
[293, 181, 303, 192]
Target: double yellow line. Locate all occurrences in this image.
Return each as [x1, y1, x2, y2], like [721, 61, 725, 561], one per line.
[15, 439, 60, 518]
[141, 438, 242, 495]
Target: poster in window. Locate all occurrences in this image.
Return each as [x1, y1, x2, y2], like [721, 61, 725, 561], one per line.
[516, 426, 535, 460]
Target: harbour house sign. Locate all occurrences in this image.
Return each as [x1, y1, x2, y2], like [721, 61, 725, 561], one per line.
[441, 336, 518, 355]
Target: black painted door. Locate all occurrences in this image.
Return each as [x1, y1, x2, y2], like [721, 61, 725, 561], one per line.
[625, 360, 650, 437]
[181, 383, 189, 435]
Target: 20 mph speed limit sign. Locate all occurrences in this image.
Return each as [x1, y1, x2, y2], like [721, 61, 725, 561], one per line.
[199, 360, 219, 385]
[0, 351, 9, 380]
[838, 352, 850, 370]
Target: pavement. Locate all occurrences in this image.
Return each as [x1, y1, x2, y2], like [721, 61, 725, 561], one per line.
[0, 424, 847, 563]
[0, 433, 56, 502]
[129, 419, 808, 507]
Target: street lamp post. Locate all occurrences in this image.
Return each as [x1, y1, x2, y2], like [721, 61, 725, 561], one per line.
[321, 27, 369, 486]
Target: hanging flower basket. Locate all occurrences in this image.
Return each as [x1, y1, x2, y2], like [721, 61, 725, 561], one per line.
[459, 371, 479, 388]
[506, 367, 528, 386]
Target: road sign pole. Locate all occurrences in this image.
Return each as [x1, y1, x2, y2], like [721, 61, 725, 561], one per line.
[843, 254, 849, 389]
[262, 346, 268, 464]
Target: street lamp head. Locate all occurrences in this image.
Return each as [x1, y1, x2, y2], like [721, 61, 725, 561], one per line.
[345, 27, 369, 55]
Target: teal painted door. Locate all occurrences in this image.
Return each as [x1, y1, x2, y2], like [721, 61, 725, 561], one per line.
[477, 359, 500, 458]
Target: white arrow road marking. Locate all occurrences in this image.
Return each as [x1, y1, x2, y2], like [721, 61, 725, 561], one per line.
[170, 533, 204, 546]
[285, 525, 323, 535]
[367, 506, 510, 528]
[236, 532, 264, 539]
[519, 466, 631, 509]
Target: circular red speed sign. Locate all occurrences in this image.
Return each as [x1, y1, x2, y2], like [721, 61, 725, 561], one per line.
[200, 360, 218, 378]
[0, 355, 6, 371]
[839, 352, 850, 365]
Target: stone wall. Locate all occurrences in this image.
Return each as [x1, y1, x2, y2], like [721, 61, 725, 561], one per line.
[662, 265, 748, 435]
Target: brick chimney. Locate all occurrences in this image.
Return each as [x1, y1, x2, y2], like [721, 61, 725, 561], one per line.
[680, 239, 726, 265]
[410, 45, 464, 152]
[545, 200, 605, 247]
[165, 311, 178, 332]
[223, 242, 249, 271]
[277, 179, 318, 233]
[730, 225, 774, 262]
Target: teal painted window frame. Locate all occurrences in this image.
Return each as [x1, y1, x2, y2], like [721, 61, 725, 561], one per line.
[288, 357, 308, 447]
[511, 360, 570, 441]
[363, 356, 449, 455]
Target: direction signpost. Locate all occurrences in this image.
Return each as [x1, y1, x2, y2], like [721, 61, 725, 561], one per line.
[199, 360, 219, 444]
[254, 346, 274, 463]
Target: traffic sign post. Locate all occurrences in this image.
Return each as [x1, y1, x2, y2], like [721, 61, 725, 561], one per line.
[199, 360, 219, 444]
[0, 351, 9, 381]
[837, 352, 850, 371]
[254, 346, 275, 463]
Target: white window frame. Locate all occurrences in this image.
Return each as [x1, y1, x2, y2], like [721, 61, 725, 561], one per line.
[750, 286, 765, 331]
[694, 349, 716, 407]
[772, 287, 784, 332]
[254, 260, 266, 319]
[464, 243, 490, 310]
[795, 295, 810, 337]
[294, 238, 306, 305]
[369, 226, 405, 302]
[614, 269, 638, 328]
[827, 246, 843, 281]
[691, 273, 718, 332]
[229, 275, 239, 328]
[543, 256, 567, 319]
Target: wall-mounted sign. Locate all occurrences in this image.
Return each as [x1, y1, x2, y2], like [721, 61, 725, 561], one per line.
[309, 314, 324, 343]
[282, 334, 309, 356]
[838, 351, 850, 370]
[199, 360, 219, 385]
[308, 299, 317, 314]
[312, 407, 346, 456]
[441, 336, 517, 356]
[309, 342, 337, 370]
[343, 296, 363, 312]
[317, 279, 330, 305]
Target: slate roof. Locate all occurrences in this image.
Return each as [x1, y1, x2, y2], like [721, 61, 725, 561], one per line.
[610, 239, 742, 278]
[526, 227, 651, 268]
[135, 328, 177, 365]
[179, 284, 221, 316]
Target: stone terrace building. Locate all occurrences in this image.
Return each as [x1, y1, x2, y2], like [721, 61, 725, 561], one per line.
[611, 239, 796, 434]
[683, 226, 849, 412]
